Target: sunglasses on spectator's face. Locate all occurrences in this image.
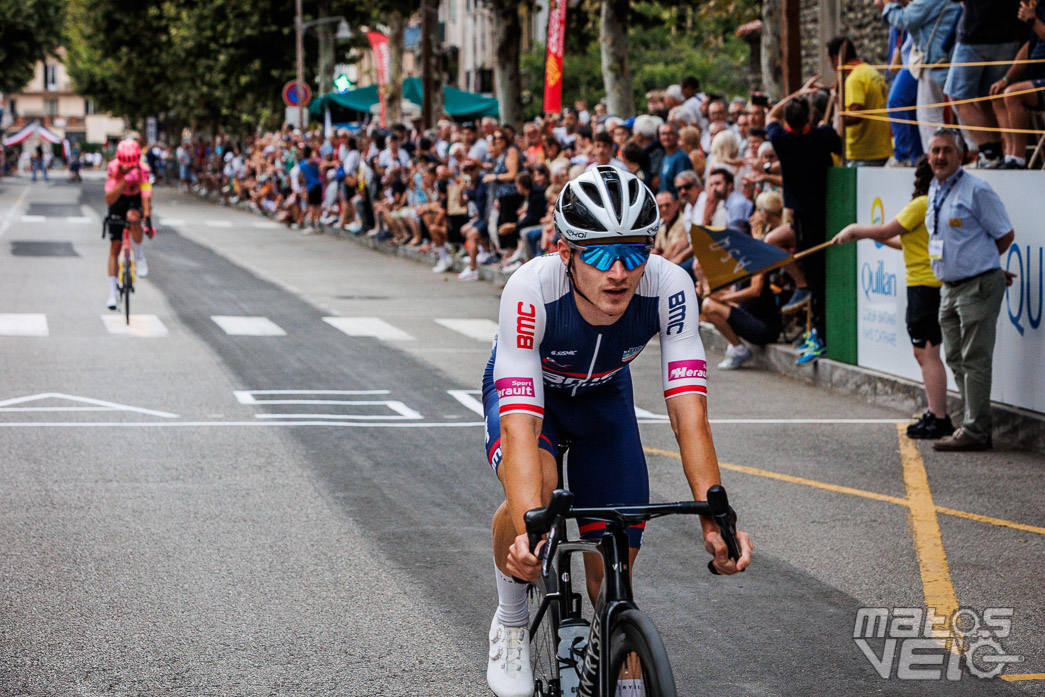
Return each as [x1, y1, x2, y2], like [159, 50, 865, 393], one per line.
[678, 183, 695, 191]
[569, 242, 653, 271]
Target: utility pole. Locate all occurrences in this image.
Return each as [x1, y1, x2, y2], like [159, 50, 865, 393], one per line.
[295, 0, 305, 130]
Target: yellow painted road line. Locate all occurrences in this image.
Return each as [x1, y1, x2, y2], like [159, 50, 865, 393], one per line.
[643, 447, 1045, 537]
[895, 424, 959, 628]
[934, 506, 1045, 537]
[1001, 673, 1045, 681]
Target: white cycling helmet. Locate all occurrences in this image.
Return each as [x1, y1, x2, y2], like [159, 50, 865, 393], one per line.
[554, 165, 660, 243]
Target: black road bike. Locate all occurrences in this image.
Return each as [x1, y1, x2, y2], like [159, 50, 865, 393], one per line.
[523, 451, 741, 697]
[103, 215, 153, 324]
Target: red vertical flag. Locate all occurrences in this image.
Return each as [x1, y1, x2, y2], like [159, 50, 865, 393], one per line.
[367, 31, 391, 126]
[543, 0, 567, 115]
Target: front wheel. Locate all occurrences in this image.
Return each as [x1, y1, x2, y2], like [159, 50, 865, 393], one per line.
[605, 609, 676, 697]
[528, 574, 561, 697]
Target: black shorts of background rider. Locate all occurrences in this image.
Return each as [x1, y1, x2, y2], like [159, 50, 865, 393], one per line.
[107, 193, 143, 241]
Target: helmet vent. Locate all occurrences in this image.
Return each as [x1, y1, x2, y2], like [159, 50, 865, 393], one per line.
[579, 182, 602, 205]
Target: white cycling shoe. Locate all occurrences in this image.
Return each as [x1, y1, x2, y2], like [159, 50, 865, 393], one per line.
[106, 292, 118, 311]
[487, 615, 532, 697]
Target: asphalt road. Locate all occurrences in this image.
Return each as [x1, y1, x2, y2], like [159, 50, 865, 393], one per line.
[0, 173, 1042, 696]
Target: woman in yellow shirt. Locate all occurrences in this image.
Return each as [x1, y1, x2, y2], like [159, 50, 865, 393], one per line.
[831, 156, 954, 440]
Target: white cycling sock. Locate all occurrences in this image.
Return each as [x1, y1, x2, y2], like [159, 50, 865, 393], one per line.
[494, 564, 529, 627]
[108, 276, 119, 295]
[132, 240, 144, 259]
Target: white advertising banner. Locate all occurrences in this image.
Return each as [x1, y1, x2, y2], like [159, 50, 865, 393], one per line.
[855, 168, 1045, 415]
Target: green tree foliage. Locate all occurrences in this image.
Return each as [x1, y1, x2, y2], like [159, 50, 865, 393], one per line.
[0, 0, 65, 93]
[65, 0, 368, 133]
[521, 1, 755, 121]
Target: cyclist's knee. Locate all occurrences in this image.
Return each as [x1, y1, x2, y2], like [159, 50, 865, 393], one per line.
[127, 209, 142, 223]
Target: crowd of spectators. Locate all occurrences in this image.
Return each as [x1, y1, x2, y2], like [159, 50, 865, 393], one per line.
[160, 7, 1041, 373]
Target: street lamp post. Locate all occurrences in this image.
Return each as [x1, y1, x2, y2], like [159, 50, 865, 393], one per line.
[294, 7, 353, 131]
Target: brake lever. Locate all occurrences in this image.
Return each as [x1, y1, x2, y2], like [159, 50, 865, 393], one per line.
[707, 505, 742, 575]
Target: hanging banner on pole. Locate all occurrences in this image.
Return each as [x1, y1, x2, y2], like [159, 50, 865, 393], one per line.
[543, 0, 567, 115]
[367, 31, 391, 127]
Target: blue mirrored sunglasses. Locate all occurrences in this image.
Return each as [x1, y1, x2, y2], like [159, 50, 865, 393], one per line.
[570, 242, 653, 271]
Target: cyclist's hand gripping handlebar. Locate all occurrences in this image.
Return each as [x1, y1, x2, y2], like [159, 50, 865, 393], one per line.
[524, 489, 574, 554]
[705, 484, 742, 576]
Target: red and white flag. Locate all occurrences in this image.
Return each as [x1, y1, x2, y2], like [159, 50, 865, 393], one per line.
[367, 31, 391, 126]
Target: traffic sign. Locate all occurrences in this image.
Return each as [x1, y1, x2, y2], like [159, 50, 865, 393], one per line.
[282, 81, 312, 107]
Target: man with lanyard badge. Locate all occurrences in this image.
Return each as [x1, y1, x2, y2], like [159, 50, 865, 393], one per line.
[924, 128, 1015, 452]
[482, 166, 753, 697]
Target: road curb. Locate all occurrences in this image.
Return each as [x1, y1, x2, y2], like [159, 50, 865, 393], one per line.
[189, 189, 1045, 454]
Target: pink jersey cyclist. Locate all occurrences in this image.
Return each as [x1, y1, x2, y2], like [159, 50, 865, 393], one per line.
[105, 158, 153, 199]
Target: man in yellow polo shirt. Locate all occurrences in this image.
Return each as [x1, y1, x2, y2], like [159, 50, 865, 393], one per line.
[828, 35, 894, 166]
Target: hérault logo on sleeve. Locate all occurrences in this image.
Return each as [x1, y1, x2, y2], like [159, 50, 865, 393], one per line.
[667, 360, 707, 381]
[495, 377, 535, 399]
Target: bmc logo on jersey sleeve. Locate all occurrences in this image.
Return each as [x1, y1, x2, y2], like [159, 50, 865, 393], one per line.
[667, 360, 707, 381]
[495, 377, 536, 399]
[516, 302, 536, 349]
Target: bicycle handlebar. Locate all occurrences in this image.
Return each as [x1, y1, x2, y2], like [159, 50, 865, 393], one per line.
[524, 485, 742, 576]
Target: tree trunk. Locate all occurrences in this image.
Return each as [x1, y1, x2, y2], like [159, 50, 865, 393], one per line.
[491, 1, 522, 128]
[761, 0, 784, 101]
[387, 13, 408, 125]
[600, 0, 634, 119]
[316, 0, 334, 96]
[421, 0, 444, 128]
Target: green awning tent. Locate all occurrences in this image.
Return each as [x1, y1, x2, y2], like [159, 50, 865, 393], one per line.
[310, 77, 499, 121]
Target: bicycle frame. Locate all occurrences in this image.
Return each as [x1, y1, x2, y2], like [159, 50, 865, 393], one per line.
[526, 469, 740, 696]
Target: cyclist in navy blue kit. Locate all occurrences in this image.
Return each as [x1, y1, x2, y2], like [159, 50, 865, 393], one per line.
[483, 166, 753, 697]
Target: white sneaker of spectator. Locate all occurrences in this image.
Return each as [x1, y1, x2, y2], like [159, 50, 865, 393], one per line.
[457, 267, 479, 282]
[717, 343, 752, 370]
[433, 256, 454, 273]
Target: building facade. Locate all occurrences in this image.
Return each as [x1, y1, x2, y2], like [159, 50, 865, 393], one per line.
[2, 49, 125, 146]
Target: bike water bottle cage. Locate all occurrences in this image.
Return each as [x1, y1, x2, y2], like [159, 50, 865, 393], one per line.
[568, 241, 653, 271]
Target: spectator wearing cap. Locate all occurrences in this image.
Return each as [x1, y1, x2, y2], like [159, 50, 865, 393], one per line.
[924, 128, 1015, 451]
[988, 0, 1045, 169]
[611, 122, 632, 158]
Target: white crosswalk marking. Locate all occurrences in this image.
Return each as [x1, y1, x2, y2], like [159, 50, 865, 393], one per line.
[211, 315, 286, 336]
[0, 313, 48, 336]
[251, 221, 282, 229]
[204, 220, 232, 228]
[20, 215, 46, 223]
[435, 318, 498, 342]
[323, 317, 415, 341]
[158, 218, 185, 227]
[100, 315, 169, 337]
[66, 216, 92, 224]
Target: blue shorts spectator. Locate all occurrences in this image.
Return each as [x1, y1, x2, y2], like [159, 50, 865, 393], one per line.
[944, 41, 1021, 99]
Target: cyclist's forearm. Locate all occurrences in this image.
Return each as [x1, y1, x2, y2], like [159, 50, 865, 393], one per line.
[500, 414, 545, 535]
[667, 394, 722, 500]
[104, 188, 122, 206]
[142, 199, 152, 218]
